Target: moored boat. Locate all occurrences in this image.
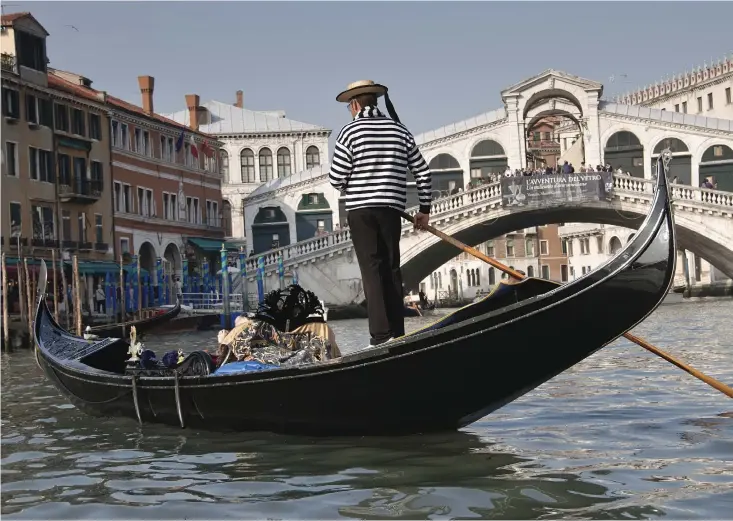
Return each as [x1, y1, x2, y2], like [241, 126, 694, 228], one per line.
[33, 166, 675, 436]
[82, 302, 181, 338]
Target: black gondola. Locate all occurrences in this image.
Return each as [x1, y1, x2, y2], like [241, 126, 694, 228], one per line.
[83, 302, 182, 338]
[33, 167, 676, 436]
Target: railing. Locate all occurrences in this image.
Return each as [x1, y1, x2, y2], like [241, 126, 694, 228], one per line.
[180, 292, 258, 313]
[59, 177, 103, 199]
[1, 53, 16, 73]
[244, 174, 732, 274]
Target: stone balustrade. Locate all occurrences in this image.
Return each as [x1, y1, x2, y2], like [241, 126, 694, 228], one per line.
[245, 174, 732, 276]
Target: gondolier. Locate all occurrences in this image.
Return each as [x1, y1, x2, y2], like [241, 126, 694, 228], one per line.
[329, 80, 432, 347]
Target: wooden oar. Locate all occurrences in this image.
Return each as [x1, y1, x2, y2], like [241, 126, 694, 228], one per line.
[400, 211, 733, 399]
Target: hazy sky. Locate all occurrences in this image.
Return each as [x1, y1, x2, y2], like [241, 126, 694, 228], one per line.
[13, 1, 733, 150]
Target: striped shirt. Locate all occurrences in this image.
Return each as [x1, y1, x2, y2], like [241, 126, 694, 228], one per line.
[329, 106, 432, 214]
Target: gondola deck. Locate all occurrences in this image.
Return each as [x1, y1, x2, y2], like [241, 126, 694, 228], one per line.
[33, 167, 676, 436]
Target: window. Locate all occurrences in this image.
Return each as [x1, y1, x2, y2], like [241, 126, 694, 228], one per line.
[91, 161, 103, 192]
[714, 146, 724, 157]
[206, 200, 219, 226]
[561, 238, 568, 255]
[193, 198, 200, 223]
[697, 96, 703, 113]
[485, 240, 494, 257]
[35, 98, 52, 127]
[527, 265, 534, 277]
[54, 103, 69, 131]
[488, 267, 495, 285]
[541, 265, 550, 279]
[111, 120, 119, 146]
[506, 238, 514, 257]
[726, 87, 732, 105]
[596, 236, 603, 254]
[143, 131, 150, 156]
[674, 104, 679, 112]
[89, 113, 101, 140]
[561, 265, 568, 282]
[123, 184, 131, 213]
[707, 92, 714, 110]
[25, 93, 38, 123]
[120, 123, 129, 149]
[29, 147, 54, 183]
[5, 141, 18, 176]
[160, 135, 167, 161]
[163, 193, 170, 219]
[135, 128, 142, 153]
[137, 187, 154, 217]
[120, 237, 130, 254]
[582, 266, 587, 275]
[682, 101, 687, 113]
[61, 210, 71, 242]
[525, 239, 535, 257]
[219, 150, 229, 177]
[31, 204, 55, 240]
[78, 212, 87, 243]
[17, 30, 46, 72]
[317, 219, 325, 230]
[95, 214, 103, 244]
[259, 148, 273, 182]
[580, 238, 590, 255]
[9, 202, 22, 236]
[114, 182, 121, 212]
[306, 146, 320, 169]
[543, 132, 550, 141]
[540, 240, 548, 255]
[170, 193, 177, 220]
[186, 197, 193, 223]
[71, 108, 85, 136]
[240, 148, 255, 183]
[73, 157, 86, 187]
[533, 131, 540, 142]
[168, 137, 174, 162]
[2, 87, 20, 118]
[277, 147, 291, 177]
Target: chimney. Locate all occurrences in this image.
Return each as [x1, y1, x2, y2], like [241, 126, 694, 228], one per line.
[235, 90, 243, 108]
[137, 76, 155, 114]
[185, 93, 200, 131]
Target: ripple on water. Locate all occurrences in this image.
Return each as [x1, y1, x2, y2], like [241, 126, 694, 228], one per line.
[1, 300, 732, 519]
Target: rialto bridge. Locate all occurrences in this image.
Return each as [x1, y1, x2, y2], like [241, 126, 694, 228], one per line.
[241, 175, 733, 305]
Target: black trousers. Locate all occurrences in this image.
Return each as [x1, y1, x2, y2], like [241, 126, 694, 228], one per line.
[348, 207, 405, 344]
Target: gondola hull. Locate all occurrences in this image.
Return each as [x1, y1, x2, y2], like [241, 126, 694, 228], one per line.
[34, 169, 676, 436]
[85, 302, 181, 338]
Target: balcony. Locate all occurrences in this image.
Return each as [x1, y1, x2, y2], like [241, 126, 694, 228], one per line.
[94, 242, 109, 252]
[31, 238, 59, 249]
[58, 177, 103, 204]
[78, 242, 93, 251]
[62, 240, 78, 249]
[1, 53, 17, 74]
[528, 140, 561, 151]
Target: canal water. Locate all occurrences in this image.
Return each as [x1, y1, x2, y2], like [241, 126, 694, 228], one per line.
[2, 299, 732, 519]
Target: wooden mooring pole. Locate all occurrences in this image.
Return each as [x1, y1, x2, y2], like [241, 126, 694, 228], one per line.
[73, 255, 82, 337]
[1, 253, 8, 345]
[52, 249, 59, 322]
[23, 258, 32, 336]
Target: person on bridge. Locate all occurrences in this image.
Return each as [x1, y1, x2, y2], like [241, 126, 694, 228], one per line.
[328, 80, 432, 347]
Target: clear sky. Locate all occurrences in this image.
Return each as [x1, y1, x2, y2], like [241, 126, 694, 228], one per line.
[11, 1, 733, 150]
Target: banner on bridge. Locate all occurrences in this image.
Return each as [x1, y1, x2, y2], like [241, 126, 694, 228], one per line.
[500, 172, 614, 208]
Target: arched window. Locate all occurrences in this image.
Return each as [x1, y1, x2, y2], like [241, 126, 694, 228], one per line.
[475, 268, 480, 286]
[525, 239, 535, 257]
[306, 146, 320, 169]
[466, 270, 471, 287]
[219, 150, 229, 179]
[488, 267, 495, 285]
[277, 147, 291, 178]
[240, 148, 255, 183]
[438, 272, 442, 289]
[259, 148, 273, 182]
[527, 265, 534, 277]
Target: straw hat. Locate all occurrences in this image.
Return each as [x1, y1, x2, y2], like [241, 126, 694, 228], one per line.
[336, 80, 388, 103]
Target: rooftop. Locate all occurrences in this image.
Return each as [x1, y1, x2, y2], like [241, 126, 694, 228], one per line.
[162, 100, 330, 135]
[47, 72, 219, 139]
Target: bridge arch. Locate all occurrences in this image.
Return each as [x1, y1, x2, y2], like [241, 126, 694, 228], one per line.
[252, 206, 290, 254]
[603, 130, 644, 177]
[650, 137, 692, 184]
[398, 199, 732, 292]
[522, 88, 584, 119]
[295, 192, 332, 241]
[468, 138, 508, 181]
[428, 153, 464, 194]
[699, 144, 733, 191]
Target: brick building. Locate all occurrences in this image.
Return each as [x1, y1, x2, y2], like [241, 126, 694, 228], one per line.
[2, 12, 114, 312]
[47, 71, 226, 281]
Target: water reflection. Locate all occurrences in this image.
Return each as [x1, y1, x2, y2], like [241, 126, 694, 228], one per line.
[2, 299, 732, 519]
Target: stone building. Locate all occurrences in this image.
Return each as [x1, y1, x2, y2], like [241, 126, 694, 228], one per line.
[162, 93, 330, 249]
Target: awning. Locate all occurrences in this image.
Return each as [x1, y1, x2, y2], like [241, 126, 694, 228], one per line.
[75, 261, 148, 276]
[188, 237, 239, 252]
